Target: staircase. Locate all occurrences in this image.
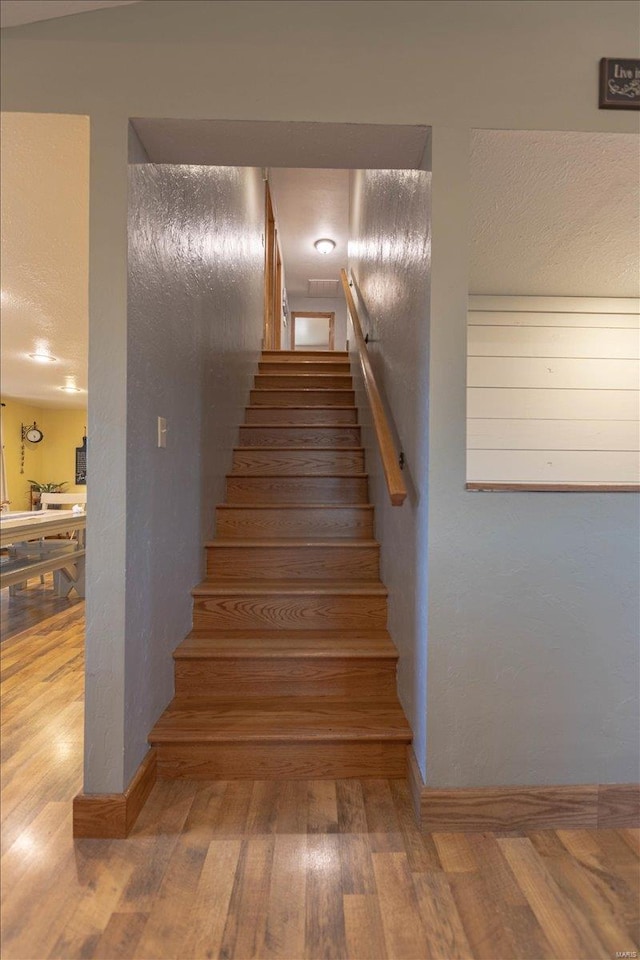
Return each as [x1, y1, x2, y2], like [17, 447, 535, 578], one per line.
[149, 350, 412, 779]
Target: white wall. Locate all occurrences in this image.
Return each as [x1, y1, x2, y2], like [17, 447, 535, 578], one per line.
[349, 168, 431, 772]
[287, 296, 347, 350]
[3, 0, 638, 791]
[467, 296, 640, 486]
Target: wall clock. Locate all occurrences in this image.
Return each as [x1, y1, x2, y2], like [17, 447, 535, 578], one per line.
[22, 422, 44, 444]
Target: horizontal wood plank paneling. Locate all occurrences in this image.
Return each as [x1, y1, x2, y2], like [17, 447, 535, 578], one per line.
[468, 449, 640, 484]
[468, 387, 639, 421]
[467, 297, 640, 487]
[469, 326, 640, 359]
[468, 418, 640, 451]
[468, 356, 639, 390]
[468, 311, 640, 329]
[468, 296, 640, 314]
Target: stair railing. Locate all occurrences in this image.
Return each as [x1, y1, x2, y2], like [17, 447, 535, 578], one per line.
[340, 268, 407, 506]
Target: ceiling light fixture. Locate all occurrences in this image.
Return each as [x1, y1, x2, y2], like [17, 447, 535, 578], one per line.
[29, 352, 57, 363]
[60, 385, 82, 393]
[314, 238, 336, 255]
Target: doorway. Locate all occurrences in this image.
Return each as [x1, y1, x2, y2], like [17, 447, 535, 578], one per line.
[290, 311, 335, 351]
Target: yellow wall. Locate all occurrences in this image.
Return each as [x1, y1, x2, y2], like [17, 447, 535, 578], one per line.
[1, 397, 87, 510]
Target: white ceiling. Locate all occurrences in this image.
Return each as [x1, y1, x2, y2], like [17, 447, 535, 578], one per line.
[269, 168, 350, 299]
[0, 1, 141, 29]
[470, 129, 640, 297]
[1, 113, 89, 409]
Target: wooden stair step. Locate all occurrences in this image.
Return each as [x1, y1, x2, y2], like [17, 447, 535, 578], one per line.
[250, 389, 355, 407]
[150, 697, 410, 741]
[192, 580, 388, 597]
[191, 580, 388, 631]
[178, 629, 397, 657]
[215, 504, 374, 538]
[150, 697, 410, 779]
[225, 475, 369, 504]
[205, 538, 380, 580]
[238, 424, 361, 447]
[261, 350, 349, 359]
[244, 406, 358, 425]
[173, 632, 399, 698]
[255, 373, 352, 390]
[231, 447, 365, 475]
[258, 360, 350, 374]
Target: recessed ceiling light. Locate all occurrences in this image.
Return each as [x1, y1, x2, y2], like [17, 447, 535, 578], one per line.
[29, 352, 57, 363]
[314, 238, 336, 255]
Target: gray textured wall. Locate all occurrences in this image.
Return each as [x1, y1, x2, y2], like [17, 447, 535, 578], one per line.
[125, 164, 263, 787]
[348, 169, 432, 775]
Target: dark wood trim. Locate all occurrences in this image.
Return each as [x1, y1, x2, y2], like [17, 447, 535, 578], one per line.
[263, 182, 276, 350]
[73, 747, 157, 838]
[407, 748, 639, 832]
[466, 482, 640, 493]
[273, 236, 282, 351]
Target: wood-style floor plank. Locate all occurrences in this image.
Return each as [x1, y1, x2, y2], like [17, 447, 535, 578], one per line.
[2, 589, 639, 960]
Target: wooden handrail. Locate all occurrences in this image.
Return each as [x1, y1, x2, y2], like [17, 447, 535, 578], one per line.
[340, 269, 407, 506]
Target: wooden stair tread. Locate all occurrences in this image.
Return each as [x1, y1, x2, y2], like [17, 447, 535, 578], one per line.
[227, 472, 368, 478]
[239, 423, 359, 428]
[233, 445, 364, 452]
[205, 538, 379, 548]
[261, 351, 349, 357]
[177, 631, 398, 658]
[192, 579, 388, 596]
[150, 697, 411, 742]
[245, 404, 353, 408]
[216, 503, 374, 509]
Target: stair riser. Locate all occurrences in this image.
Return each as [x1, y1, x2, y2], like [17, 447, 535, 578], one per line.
[192, 595, 387, 631]
[238, 426, 361, 447]
[215, 507, 374, 539]
[226, 476, 369, 504]
[245, 407, 358, 425]
[174, 658, 397, 699]
[155, 741, 408, 780]
[255, 375, 352, 390]
[258, 362, 351, 374]
[250, 390, 354, 407]
[231, 449, 365, 475]
[206, 544, 379, 580]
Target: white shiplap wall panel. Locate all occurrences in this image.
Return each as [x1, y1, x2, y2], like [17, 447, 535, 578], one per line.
[468, 357, 640, 390]
[469, 311, 640, 329]
[468, 419, 640, 451]
[468, 387, 639, 421]
[468, 450, 640, 484]
[467, 296, 640, 487]
[469, 326, 640, 359]
[468, 296, 640, 314]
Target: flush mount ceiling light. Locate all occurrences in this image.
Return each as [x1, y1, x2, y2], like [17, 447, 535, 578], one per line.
[29, 352, 57, 363]
[314, 238, 336, 255]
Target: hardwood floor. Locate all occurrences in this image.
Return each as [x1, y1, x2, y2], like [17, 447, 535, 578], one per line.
[1, 590, 639, 959]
